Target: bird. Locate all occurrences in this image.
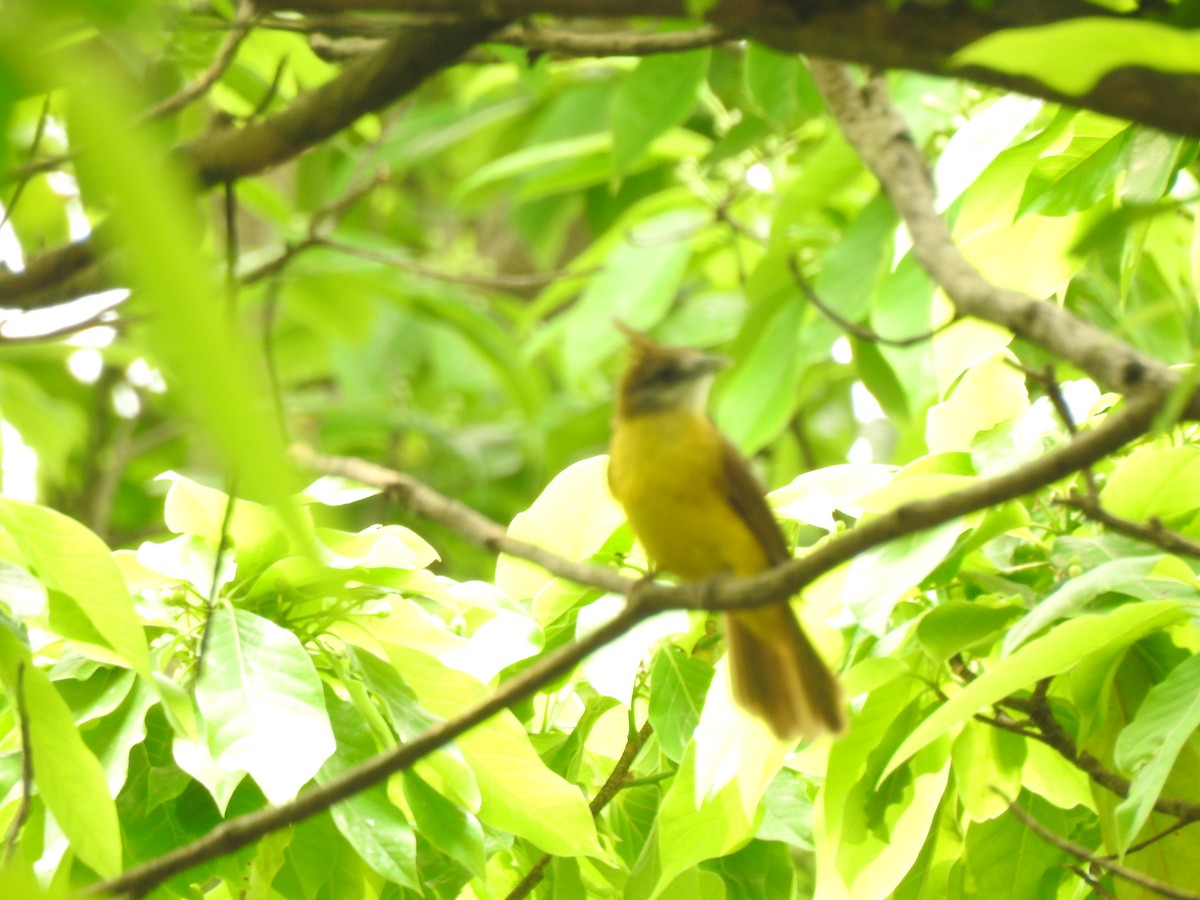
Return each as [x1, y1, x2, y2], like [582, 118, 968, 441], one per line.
[606, 324, 845, 741]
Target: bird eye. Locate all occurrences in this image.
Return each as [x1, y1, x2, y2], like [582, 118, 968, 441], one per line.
[652, 365, 681, 384]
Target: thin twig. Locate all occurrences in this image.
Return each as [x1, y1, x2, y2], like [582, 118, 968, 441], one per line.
[2, 664, 33, 864]
[0, 96, 52, 233]
[249, 54, 290, 119]
[317, 238, 596, 290]
[505, 721, 654, 900]
[194, 479, 239, 686]
[1016, 685, 1200, 820]
[1110, 816, 1200, 859]
[786, 253, 956, 347]
[1014, 361, 1101, 496]
[807, 60, 1187, 413]
[999, 792, 1200, 900]
[1058, 491, 1200, 559]
[141, 1, 258, 123]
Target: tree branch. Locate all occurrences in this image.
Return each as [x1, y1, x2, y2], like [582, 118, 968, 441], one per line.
[86, 377, 1163, 897]
[295, 390, 1158, 619]
[263, 0, 1200, 137]
[84, 595, 652, 898]
[807, 60, 1189, 414]
[1001, 794, 1200, 900]
[140, 1, 258, 123]
[505, 721, 654, 900]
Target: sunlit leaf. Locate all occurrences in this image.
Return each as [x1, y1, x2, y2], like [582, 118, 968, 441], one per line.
[384, 643, 605, 859]
[612, 50, 710, 175]
[649, 645, 714, 762]
[0, 499, 149, 678]
[1113, 651, 1200, 851]
[884, 601, 1187, 779]
[955, 19, 1200, 95]
[0, 626, 121, 878]
[196, 607, 336, 804]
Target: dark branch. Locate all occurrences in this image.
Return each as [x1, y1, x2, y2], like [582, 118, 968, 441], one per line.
[1001, 794, 1200, 900]
[808, 60, 1189, 414]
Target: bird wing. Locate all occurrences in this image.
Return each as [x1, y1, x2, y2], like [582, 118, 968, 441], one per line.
[718, 433, 791, 567]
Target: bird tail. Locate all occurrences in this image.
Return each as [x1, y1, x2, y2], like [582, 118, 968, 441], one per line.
[724, 605, 846, 742]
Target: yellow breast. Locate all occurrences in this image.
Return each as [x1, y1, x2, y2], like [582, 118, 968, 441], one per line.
[608, 411, 768, 580]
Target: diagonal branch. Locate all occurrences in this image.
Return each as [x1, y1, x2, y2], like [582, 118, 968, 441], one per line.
[1001, 794, 1200, 900]
[807, 59, 1186, 414]
[84, 595, 651, 898]
[140, 0, 258, 123]
[295, 391, 1159, 618]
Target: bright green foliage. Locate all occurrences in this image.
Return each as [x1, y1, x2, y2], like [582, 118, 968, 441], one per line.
[2, 3, 1200, 899]
[955, 19, 1200, 95]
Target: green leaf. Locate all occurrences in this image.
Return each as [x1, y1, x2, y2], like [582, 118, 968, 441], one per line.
[954, 19, 1200, 96]
[916, 601, 1022, 662]
[1113, 651, 1200, 850]
[0, 558, 47, 617]
[498, 455, 624, 608]
[744, 43, 802, 128]
[1102, 445, 1200, 523]
[0, 499, 149, 678]
[558, 209, 699, 384]
[932, 95, 1043, 210]
[612, 50, 710, 175]
[884, 601, 1187, 779]
[925, 354, 1029, 454]
[649, 645, 714, 762]
[318, 524, 438, 570]
[951, 720, 1026, 821]
[845, 520, 965, 635]
[713, 292, 807, 452]
[318, 691, 419, 889]
[1001, 556, 1165, 654]
[384, 643, 605, 859]
[704, 839, 794, 899]
[816, 669, 944, 899]
[196, 607, 336, 804]
[542, 693, 620, 781]
[80, 677, 156, 796]
[160, 472, 284, 551]
[403, 770, 487, 880]
[963, 795, 1068, 897]
[1019, 120, 1133, 217]
[1121, 128, 1183, 203]
[0, 626, 121, 878]
[755, 768, 813, 851]
[455, 133, 611, 201]
[625, 743, 755, 900]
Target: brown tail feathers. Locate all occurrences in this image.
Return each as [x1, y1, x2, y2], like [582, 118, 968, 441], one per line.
[724, 605, 846, 742]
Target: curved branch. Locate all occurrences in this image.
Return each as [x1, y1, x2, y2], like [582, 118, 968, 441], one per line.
[807, 60, 1188, 413]
[265, 0, 1200, 137]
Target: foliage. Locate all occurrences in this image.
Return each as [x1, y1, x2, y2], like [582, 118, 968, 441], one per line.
[1, 1, 1200, 899]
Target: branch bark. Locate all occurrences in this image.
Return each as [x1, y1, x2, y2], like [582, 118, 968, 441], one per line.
[808, 59, 1187, 413]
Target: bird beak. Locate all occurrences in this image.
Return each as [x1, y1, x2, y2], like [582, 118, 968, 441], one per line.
[696, 353, 730, 375]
